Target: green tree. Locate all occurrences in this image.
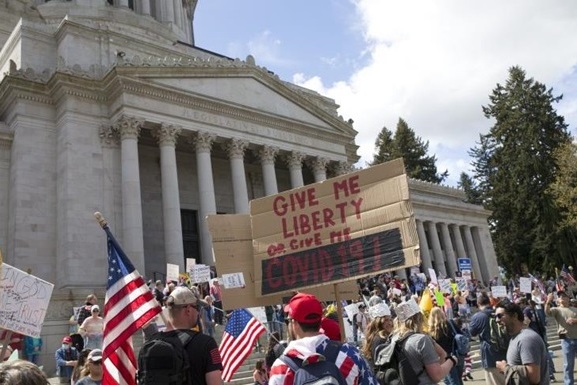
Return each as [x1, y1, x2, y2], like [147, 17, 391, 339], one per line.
[549, 141, 577, 228]
[371, 118, 448, 183]
[470, 66, 574, 273]
[458, 172, 483, 205]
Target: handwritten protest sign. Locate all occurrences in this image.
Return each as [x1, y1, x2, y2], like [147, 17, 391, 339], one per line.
[222, 273, 246, 289]
[190, 264, 211, 284]
[491, 285, 508, 298]
[166, 263, 179, 282]
[0, 263, 54, 337]
[251, 159, 420, 296]
[519, 277, 532, 294]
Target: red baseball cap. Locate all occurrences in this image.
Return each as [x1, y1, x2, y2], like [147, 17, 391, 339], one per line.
[284, 293, 323, 324]
[320, 317, 341, 341]
[62, 336, 72, 344]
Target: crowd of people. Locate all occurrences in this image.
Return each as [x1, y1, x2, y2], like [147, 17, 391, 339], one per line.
[1, 267, 577, 385]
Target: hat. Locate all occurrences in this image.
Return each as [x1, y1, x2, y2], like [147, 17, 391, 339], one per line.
[358, 303, 366, 309]
[284, 293, 323, 324]
[62, 336, 72, 344]
[369, 303, 391, 319]
[395, 298, 422, 322]
[87, 349, 102, 362]
[91, 305, 100, 312]
[166, 287, 198, 308]
[320, 317, 341, 341]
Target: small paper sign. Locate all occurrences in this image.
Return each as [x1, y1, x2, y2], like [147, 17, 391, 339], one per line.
[519, 277, 532, 294]
[439, 279, 452, 293]
[344, 303, 360, 321]
[428, 268, 438, 285]
[456, 278, 467, 291]
[222, 273, 246, 289]
[461, 270, 472, 281]
[186, 258, 196, 274]
[190, 264, 211, 284]
[491, 285, 507, 298]
[166, 263, 180, 282]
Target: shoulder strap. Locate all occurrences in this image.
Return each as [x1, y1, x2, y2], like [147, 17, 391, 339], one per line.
[322, 340, 342, 363]
[396, 332, 424, 378]
[279, 354, 302, 374]
[176, 330, 197, 347]
[447, 319, 458, 336]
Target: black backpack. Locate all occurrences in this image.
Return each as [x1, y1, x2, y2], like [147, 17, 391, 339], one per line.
[373, 333, 423, 385]
[137, 330, 197, 385]
[279, 340, 347, 385]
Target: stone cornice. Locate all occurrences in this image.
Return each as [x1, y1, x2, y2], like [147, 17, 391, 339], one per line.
[409, 178, 467, 199]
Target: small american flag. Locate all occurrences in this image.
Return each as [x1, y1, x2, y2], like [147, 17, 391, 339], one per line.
[101, 224, 161, 385]
[220, 308, 266, 382]
[561, 265, 576, 284]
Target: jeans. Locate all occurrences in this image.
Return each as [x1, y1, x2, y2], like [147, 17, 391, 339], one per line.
[444, 357, 464, 385]
[561, 338, 577, 385]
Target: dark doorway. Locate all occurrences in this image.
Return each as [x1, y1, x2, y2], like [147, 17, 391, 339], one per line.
[181, 209, 200, 265]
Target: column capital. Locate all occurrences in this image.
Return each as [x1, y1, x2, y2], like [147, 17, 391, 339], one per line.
[334, 161, 353, 175]
[285, 151, 306, 169]
[152, 124, 182, 147]
[224, 138, 249, 159]
[114, 115, 143, 140]
[256, 145, 279, 164]
[309, 157, 330, 174]
[99, 125, 120, 147]
[191, 131, 217, 152]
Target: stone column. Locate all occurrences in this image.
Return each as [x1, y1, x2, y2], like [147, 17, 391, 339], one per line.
[426, 221, 447, 277]
[116, 115, 145, 274]
[451, 224, 467, 258]
[472, 226, 493, 284]
[193, 132, 217, 264]
[310, 157, 329, 182]
[416, 220, 433, 273]
[174, 0, 183, 28]
[257, 146, 279, 196]
[119, 0, 129, 8]
[99, 125, 122, 241]
[225, 138, 249, 214]
[335, 161, 353, 176]
[286, 151, 305, 188]
[165, 0, 175, 23]
[463, 225, 484, 284]
[152, 124, 184, 270]
[440, 223, 458, 278]
[139, 0, 151, 15]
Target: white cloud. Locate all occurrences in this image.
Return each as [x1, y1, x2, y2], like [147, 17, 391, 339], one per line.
[295, 0, 577, 185]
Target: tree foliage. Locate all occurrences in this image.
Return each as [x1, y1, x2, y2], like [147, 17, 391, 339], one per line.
[458, 172, 483, 205]
[469, 66, 575, 273]
[549, 141, 577, 228]
[372, 118, 448, 183]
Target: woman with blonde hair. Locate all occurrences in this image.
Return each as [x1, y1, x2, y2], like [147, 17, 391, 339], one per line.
[428, 307, 464, 385]
[362, 303, 394, 369]
[388, 299, 458, 384]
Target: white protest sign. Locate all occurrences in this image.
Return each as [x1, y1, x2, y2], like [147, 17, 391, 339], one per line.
[0, 263, 54, 337]
[186, 258, 196, 274]
[222, 273, 246, 289]
[456, 278, 467, 291]
[410, 267, 420, 276]
[461, 270, 472, 281]
[491, 285, 508, 298]
[166, 264, 180, 282]
[428, 268, 438, 285]
[190, 264, 211, 284]
[519, 277, 532, 294]
[247, 307, 268, 324]
[439, 279, 452, 293]
[344, 302, 360, 321]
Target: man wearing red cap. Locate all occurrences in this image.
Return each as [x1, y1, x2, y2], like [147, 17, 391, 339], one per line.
[55, 335, 78, 384]
[269, 293, 377, 385]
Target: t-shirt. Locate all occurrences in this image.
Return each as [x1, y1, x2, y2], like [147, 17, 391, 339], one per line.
[549, 306, 577, 338]
[506, 328, 549, 385]
[74, 376, 102, 385]
[162, 330, 223, 385]
[402, 333, 439, 385]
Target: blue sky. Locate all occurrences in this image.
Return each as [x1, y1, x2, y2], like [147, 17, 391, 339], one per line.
[194, 1, 577, 186]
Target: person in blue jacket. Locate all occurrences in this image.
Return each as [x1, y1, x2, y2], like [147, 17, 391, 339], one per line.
[54, 336, 78, 384]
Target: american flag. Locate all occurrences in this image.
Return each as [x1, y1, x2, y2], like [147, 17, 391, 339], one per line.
[100, 224, 161, 385]
[560, 265, 576, 284]
[219, 308, 266, 382]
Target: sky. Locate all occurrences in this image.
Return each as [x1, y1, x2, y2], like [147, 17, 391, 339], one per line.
[194, 1, 577, 186]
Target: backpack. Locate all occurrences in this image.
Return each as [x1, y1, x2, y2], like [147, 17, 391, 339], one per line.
[137, 330, 197, 385]
[373, 333, 423, 385]
[448, 319, 470, 356]
[279, 340, 347, 385]
[489, 316, 509, 354]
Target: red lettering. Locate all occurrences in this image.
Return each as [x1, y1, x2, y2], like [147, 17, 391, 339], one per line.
[298, 215, 311, 235]
[283, 256, 298, 287]
[295, 257, 309, 283]
[333, 175, 361, 199]
[351, 198, 363, 218]
[372, 234, 381, 271]
[266, 258, 282, 289]
[273, 196, 287, 216]
[323, 208, 335, 227]
[319, 249, 334, 281]
[349, 175, 360, 194]
[337, 243, 349, 277]
[350, 239, 364, 273]
[281, 217, 295, 238]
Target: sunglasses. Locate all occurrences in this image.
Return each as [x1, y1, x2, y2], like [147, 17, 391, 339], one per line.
[495, 313, 504, 319]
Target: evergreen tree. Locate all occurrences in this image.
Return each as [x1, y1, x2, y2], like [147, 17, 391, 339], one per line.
[371, 118, 448, 183]
[470, 66, 574, 273]
[458, 172, 483, 205]
[549, 141, 577, 228]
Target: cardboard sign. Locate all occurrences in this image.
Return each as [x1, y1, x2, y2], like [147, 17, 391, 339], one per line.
[519, 277, 532, 294]
[250, 159, 420, 296]
[0, 263, 54, 337]
[208, 214, 359, 310]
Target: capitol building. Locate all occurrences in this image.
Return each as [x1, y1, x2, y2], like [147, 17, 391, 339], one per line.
[0, 0, 498, 369]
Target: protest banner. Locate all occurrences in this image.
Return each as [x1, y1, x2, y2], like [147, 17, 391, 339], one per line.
[0, 263, 54, 337]
[166, 263, 179, 282]
[190, 264, 211, 284]
[250, 159, 420, 296]
[491, 285, 508, 298]
[208, 214, 358, 310]
[519, 277, 532, 294]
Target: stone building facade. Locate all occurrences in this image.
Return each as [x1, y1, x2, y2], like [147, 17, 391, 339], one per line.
[0, 0, 498, 370]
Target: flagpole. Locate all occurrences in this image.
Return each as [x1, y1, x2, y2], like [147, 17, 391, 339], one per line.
[334, 283, 345, 343]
